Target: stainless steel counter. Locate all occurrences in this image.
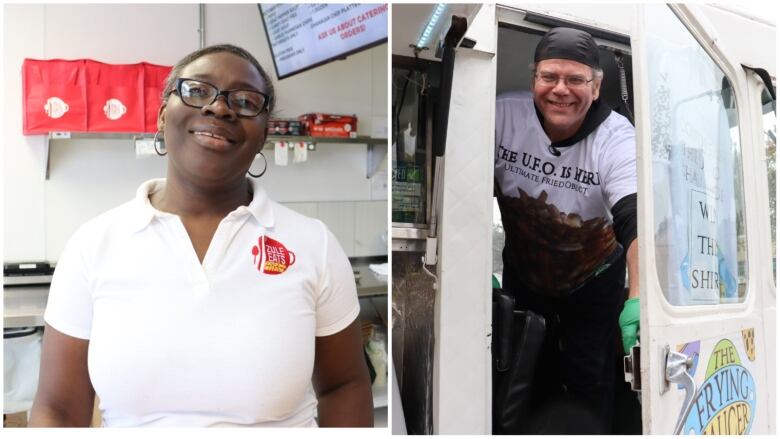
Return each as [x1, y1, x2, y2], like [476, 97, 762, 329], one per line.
[352, 257, 389, 298]
[4, 282, 50, 328]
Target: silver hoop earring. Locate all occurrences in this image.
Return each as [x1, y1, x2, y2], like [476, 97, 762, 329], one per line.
[153, 130, 167, 156]
[248, 152, 267, 178]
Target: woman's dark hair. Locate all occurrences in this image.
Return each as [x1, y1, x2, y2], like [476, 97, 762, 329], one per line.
[161, 44, 276, 114]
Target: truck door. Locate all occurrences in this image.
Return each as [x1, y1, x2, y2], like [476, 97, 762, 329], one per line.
[633, 4, 774, 434]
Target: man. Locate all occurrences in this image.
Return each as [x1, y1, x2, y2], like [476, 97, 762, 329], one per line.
[494, 27, 639, 432]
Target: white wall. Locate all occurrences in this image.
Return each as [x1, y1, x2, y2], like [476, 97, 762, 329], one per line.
[3, 4, 388, 262]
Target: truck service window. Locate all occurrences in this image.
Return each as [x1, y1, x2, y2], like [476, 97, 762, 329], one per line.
[647, 4, 748, 305]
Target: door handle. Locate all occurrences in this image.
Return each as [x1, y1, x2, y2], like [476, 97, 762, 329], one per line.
[663, 346, 695, 435]
[623, 344, 641, 392]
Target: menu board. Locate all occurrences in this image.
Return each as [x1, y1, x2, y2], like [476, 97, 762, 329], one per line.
[259, 4, 388, 79]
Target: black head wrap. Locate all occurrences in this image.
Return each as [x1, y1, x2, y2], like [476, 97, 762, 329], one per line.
[534, 27, 600, 68]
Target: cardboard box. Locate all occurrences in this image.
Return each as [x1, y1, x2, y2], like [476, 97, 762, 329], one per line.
[4, 412, 28, 428]
[267, 119, 303, 136]
[298, 113, 357, 138]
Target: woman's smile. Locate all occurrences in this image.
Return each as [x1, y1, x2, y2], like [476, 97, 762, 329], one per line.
[189, 128, 236, 152]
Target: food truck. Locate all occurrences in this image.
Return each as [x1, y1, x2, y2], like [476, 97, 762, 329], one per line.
[391, 3, 776, 434]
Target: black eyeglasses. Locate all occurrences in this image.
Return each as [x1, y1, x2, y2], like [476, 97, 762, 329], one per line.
[535, 73, 594, 88]
[170, 78, 270, 117]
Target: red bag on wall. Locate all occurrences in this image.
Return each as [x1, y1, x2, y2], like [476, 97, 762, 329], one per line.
[23, 59, 172, 135]
[143, 63, 172, 133]
[85, 60, 144, 132]
[23, 59, 88, 134]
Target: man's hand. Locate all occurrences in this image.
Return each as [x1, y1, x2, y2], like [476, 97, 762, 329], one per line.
[619, 297, 640, 354]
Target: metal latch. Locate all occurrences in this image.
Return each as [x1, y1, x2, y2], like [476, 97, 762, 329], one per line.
[623, 344, 641, 392]
[420, 237, 439, 290]
[662, 345, 696, 435]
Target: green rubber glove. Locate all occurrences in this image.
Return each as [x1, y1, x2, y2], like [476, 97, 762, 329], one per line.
[619, 297, 640, 354]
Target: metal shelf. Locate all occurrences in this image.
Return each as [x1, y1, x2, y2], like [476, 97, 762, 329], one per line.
[392, 226, 428, 252]
[265, 136, 387, 178]
[44, 131, 154, 179]
[48, 131, 151, 140]
[45, 132, 387, 144]
[266, 135, 387, 145]
[42, 132, 388, 179]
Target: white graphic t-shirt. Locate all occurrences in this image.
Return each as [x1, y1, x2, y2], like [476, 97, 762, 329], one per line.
[495, 91, 636, 295]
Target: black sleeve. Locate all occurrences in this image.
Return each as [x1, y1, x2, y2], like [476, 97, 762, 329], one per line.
[611, 193, 637, 251]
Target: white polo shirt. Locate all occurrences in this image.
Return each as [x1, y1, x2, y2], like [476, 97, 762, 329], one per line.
[44, 178, 360, 427]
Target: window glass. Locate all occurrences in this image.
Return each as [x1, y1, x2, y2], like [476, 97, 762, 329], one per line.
[760, 86, 776, 281]
[392, 67, 428, 225]
[647, 4, 747, 305]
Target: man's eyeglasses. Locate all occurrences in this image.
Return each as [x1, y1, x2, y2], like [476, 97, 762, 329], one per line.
[535, 73, 594, 88]
[170, 78, 270, 117]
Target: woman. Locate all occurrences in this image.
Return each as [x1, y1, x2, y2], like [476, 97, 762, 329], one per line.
[29, 44, 373, 427]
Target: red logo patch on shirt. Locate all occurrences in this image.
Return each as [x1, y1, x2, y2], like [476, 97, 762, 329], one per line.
[251, 235, 296, 275]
